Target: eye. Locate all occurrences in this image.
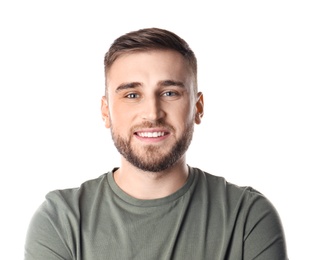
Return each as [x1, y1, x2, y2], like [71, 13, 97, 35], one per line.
[162, 91, 178, 97]
[126, 93, 140, 99]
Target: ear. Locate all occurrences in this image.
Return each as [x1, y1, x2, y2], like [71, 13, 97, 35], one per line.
[195, 92, 204, 124]
[101, 96, 111, 128]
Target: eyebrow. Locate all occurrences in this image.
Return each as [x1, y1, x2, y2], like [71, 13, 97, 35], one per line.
[115, 82, 142, 93]
[115, 79, 185, 93]
[158, 80, 185, 88]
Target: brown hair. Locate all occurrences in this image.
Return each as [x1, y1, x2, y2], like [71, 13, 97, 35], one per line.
[104, 27, 197, 94]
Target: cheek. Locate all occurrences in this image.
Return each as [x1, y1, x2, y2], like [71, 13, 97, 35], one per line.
[109, 99, 122, 119]
[175, 100, 195, 120]
[169, 105, 195, 132]
[109, 104, 133, 129]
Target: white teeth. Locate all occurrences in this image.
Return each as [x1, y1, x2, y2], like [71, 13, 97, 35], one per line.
[138, 132, 165, 138]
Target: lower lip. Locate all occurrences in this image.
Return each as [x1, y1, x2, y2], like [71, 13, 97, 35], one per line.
[134, 133, 170, 143]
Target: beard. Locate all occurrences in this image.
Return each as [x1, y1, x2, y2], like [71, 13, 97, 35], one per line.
[110, 119, 194, 172]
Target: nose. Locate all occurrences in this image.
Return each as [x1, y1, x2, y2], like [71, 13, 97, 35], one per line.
[141, 96, 165, 122]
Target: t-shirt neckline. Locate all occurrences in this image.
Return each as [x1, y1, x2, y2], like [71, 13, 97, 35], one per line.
[107, 166, 196, 207]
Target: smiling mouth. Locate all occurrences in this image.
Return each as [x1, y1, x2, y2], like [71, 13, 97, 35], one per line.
[135, 131, 167, 138]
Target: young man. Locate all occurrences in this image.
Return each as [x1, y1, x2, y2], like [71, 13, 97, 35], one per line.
[25, 28, 288, 259]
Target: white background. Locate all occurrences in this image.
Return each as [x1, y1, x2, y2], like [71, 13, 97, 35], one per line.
[0, 0, 309, 259]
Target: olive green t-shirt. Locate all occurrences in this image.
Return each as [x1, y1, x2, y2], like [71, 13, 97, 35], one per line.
[24, 166, 288, 259]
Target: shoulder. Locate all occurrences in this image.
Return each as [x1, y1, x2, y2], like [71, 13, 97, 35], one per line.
[192, 166, 260, 196]
[191, 167, 288, 258]
[46, 172, 109, 206]
[191, 166, 279, 216]
[33, 171, 113, 226]
[191, 167, 287, 258]
[25, 171, 113, 259]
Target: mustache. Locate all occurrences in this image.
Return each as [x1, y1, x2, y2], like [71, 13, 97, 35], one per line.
[131, 120, 175, 132]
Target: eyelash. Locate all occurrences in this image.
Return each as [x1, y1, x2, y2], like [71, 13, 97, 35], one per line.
[124, 90, 180, 99]
[162, 91, 178, 97]
[126, 93, 139, 99]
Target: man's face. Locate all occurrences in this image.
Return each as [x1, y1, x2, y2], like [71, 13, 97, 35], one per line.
[102, 49, 202, 172]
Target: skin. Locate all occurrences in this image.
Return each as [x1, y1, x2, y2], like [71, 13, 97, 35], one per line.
[101, 49, 204, 199]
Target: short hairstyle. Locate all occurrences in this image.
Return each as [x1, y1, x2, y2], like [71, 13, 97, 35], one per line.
[104, 27, 197, 94]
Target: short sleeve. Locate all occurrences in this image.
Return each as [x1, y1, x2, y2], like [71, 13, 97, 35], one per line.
[24, 192, 75, 260]
[243, 189, 288, 260]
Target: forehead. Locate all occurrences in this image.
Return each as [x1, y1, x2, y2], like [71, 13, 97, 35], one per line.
[106, 50, 194, 89]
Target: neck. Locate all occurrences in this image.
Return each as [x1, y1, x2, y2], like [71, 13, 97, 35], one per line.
[114, 157, 189, 200]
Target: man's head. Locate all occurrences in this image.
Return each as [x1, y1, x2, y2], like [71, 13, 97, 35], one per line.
[102, 28, 203, 172]
[104, 27, 198, 96]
